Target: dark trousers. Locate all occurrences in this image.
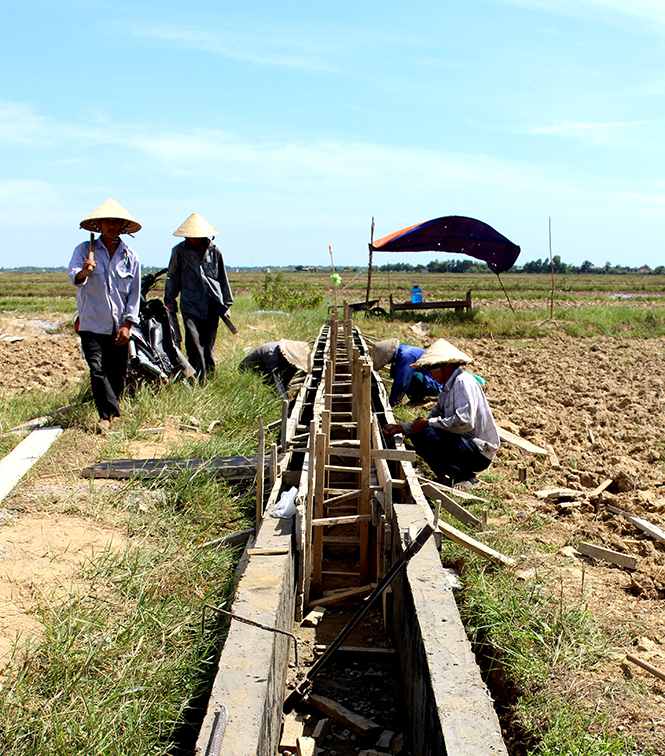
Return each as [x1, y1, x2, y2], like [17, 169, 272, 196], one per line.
[183, 309, 219, 384]
[411, 426, 491, 484]
[80, 331, 129, 420]
[406, 371, 441, 404]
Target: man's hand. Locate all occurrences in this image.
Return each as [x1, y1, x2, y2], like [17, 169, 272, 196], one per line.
[382, 423, 403, 438]
[115, 322, 132, 346]
[410, 417, 430, 434]
[75, 257, 96, 281]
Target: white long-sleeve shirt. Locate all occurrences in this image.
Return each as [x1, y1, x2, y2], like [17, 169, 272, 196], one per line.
[68, 237, 141, 334]
[403, 367, 500, 460]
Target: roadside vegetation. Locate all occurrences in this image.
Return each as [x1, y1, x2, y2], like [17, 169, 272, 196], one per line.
[0, 270, 662, 754]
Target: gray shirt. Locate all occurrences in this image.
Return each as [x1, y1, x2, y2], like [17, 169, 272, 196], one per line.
[164, 240, 233, 320]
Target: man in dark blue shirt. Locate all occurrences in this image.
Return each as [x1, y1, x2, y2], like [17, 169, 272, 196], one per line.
[164, 213, 233, 384]
[373, 338, 442, 407]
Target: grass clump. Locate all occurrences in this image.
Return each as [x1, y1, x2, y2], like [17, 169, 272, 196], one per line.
[0, 537, 235, 756]
[458, 563, 642, 755]
[252, 271, 324, 311]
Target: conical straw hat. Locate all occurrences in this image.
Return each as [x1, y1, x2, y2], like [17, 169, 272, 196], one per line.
[173, 213, 219, 238]
[410, 338, 473, 368]
[80, 198, 141, 234]
[372, 338, 399, 371]
[278, 340, 311, 373]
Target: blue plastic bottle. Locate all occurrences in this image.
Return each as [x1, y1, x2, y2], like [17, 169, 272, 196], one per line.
[411, 285, 423, 303]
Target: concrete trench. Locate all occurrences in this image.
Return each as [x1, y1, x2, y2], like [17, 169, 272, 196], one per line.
[195, 312, 508, 756]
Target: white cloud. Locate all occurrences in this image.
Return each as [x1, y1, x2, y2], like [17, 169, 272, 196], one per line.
[131, 25, 335, 71]
[499, 0, 665, 25]
[527, 120, 649, 141]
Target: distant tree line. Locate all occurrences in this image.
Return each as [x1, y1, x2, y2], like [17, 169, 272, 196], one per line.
[377, 256, 665, 275]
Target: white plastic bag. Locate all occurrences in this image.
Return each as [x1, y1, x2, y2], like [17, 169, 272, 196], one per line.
[270, 486, 298, 518]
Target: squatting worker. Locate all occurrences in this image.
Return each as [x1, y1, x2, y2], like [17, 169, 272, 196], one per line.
[239, 340, 311, 399]
[164, 213, 233, 385]
[372, 338, 442, 407]
[382, 339, 499, 488]
[67, 198, 141, 433]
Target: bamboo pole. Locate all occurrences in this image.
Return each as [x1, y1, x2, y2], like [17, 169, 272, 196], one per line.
[364, 217, 375, 316]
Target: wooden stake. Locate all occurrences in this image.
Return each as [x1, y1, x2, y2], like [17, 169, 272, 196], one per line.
[359, 362, 372, 585]
[312, 431, 326, 595]
[304, 420, 316, 608]
[256, 416, 265, 532]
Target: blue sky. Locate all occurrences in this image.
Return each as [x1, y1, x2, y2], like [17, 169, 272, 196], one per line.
[2, 0, 665, 270]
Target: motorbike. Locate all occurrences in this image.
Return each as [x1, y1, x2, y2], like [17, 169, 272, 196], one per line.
[126, 268, 196, 385]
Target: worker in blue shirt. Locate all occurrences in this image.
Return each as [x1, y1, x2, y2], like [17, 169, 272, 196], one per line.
[372, 338, 442, 406]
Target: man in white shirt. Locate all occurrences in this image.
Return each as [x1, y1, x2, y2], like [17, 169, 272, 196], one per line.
[68, 198, 141, 432]
[382, 339, 499, 488]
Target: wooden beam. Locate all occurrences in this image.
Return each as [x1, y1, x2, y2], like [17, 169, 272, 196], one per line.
[305, 694, 380, 738]
[607, 505, 665, 545]
[497, 427, 549, 455]
[324, 489, 361, 507]
[437, 519, 516, 567]
[420, 482, 481, 528]
[313, 514, 372, 527]
[0, 426, 63, 504]
[416, 474, 485, 502]
[577, 541, 638, 570]
[256, 417, 265, 531]
[312, 431, 326, 594]
[312, 583, 376, 608]
[279, 712, 306, 753]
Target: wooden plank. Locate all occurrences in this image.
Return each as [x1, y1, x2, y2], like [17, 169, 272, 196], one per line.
[302, 420, 316, 613]
[302, 606, 326, 627]
[607, 505, 665, 545]
[296, 735, 318, 756]
[377, 730, 395, 749]
[312, 717, 331, 742]
[577, 541, 638, 570]
[437, 519, 516, 567]
[0, 426, 63, 504]
[279, 712, 306, 752]
[312, 584, 376, 608]
[314, 645, 396, 661]
[256, 417, 265, 529]
[534, 488, 585, 500]
[371, 448, 416, 463]
[306, 694, 381, 738]
[246, 548, 290, 556]
[313, 514, 372, 527]
[497, 427, 549, 455]
[371, 416, 393, 520]
[312, 431, 326, 595]
[326, 446, 415, 464]
[325, 464, 362, 473]
[324, 489, 361, 507]
[589, 477, 613, 498]
[359, 362, 372, 585]
[416, 474, 485, 502]
[420, 482, 481, 528]
[82, 454, 266, 481]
